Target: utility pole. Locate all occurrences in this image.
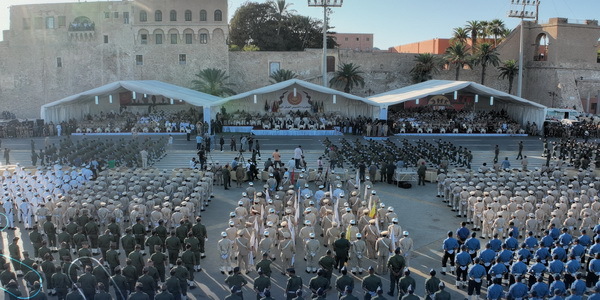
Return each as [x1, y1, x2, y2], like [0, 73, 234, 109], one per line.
[508, 0, 539, 98]
[308, 0, 343, 87]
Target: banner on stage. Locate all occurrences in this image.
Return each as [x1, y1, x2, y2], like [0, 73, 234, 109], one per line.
[264, 90, 324, 113]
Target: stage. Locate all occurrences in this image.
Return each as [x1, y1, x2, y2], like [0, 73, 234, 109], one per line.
[222, 126, 342, 136]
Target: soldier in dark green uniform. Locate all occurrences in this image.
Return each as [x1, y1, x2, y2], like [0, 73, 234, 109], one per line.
[183, 233, 201, 271]
[386, 248, 405, 296]
[424, 269, 441, 300]
[398, 269, 416, 299]
[72, 229, 87, 252]
[93, 259, 110, 291]
[400, 285, 419, 300]
[44, 216, 58, 250]
[105, 243, 120, 275]
[128, 245, 145, 276]
[138, 267, 158, 299]
[175, 220, 189, 245]
[255, 253, 272, 277]
[309, 269, 331, 298]
[77, 265, 97, 300]
[0, 262, 16, 287]
[340, 285, 359, 300]
[259, 289, 275, 300]
[8, 237, 21, 275]
[95, 282, 112, 300]
[155, 220, 168, 248]
[29, 225, 44, 258]
[362, 266, 382, 300]
[166, 232, 182, 267]
[84, 218, 100, 254]
[145, 230, 162, 256]
[24, 264, 41, 289]
[285, 268, 303, 300]
[180, 244, 197, 284]
[107, 218, 121, 247]
[253, 268, 271, 300]
[65, 219, 79, 251]
[66, 284, 84, 300]
[41, 254, 56, 295]
[4, 280, 22, 299]
[318, 250, 336, 283]
[52, 267, 70, 300]
[21, 251, 35, 274]
[336, 267, 355, 299]
[98, 229, 113, 261]
[110, 267, 129, 300]
[191, 217, 207, 258]
[62, 257, 79, 284]
[77, 242, 92, 268]
[172, 259, 190, 297]
[150, 245, 168, 282]
[57, 229, 72, 256]
[37, 241, 52, 263]
[333, 233, 351, 272]
[433, 282, 450, 300]
[225, 266, 247, 298]
[132, 218, 147, 254]
[122, 259, 139, 293]
[128, 282, 151, 300]
[58, 242, 71, 264]
[121, 228, 136, 256]
[225, 286, 243, 300]
[370, 287, 387, 300]
[155, 284, 175, 300]
[165, 269, 182, 300]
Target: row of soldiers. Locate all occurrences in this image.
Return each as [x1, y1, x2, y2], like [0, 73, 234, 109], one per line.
[435, 162, 600, 298]
[215, 176, 430, 299]
[543, 138, 600, 169]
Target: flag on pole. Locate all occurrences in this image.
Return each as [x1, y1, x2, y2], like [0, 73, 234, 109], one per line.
[356, 168, 361, 192]
[294, 189, 300, 226]
[249, 231, 256, 266]
[345, 224, 352, 240]
[369, 201, 377, 218]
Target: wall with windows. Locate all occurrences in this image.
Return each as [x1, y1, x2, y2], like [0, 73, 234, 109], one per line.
[0, 0, 229, 118]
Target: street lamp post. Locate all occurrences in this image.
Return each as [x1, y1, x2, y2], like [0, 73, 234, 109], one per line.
[548, 91, 558, 108]
[308, 0, 343, 87]
[507, 0, 539, 98]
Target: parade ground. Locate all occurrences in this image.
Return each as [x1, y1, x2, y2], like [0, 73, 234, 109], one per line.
[0, 134, 566, 299]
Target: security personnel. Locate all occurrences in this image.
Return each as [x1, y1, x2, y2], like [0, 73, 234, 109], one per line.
[52, 267, 70, 300]
[387, 247, 406, 296]
[455, 245, 472, 289]
[98, 230, 113, 261]
[138, 267, 158, 300]
[105, 244, 120, 275]
[309, 269, 330, 298]
[398, 269, 416, 299]
[336, 267, 354, 299]
[255, 253, 273, 278]
[77, 266, 97, 300]
[333, 233, 351, 272]
[467, 257, 486, 300]
[225, 267, 248, 298]
[318, 250, 336, 283]
[285, 268, 303, 300]
[362, 266, 382, 300]
[150, 245, 168, 282]
[424, 269, 441, 300]
[121, 228, 136, 256]
[433, 282, 451, 300]
[181, 244, 197, 286]
[8, 237, 21, 275]
[253, 268, 271, 300]
[166, 231, 182, 267]
[191, 216, 207, 259]
[110, 267, 129, 300]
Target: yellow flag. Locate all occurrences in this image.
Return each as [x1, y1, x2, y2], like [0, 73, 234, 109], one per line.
[345, 224, 352, 240]
[369, 202, 377, 218]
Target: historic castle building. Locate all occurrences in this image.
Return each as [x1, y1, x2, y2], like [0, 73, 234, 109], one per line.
[1, 0, 599, 118]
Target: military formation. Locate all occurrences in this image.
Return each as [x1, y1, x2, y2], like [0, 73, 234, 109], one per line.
[0, 159, 214, 300]
[437, 160, 600, 299]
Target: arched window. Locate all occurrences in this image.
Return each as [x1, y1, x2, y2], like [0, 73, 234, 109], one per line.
[170, 10, 177, 22]
[200, 10, 207, 21]
[155, 10, 162, 22]
[214, 10, 222, 22]
[185, 10, 192, 21]
[534, 33, 549, 61]
[139, 11, 147, 22]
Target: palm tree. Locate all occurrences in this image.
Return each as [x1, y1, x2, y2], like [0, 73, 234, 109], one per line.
[488, 19, 506, 47]
[270, 0, 295, 36]
[192, 68, 236, 96]
[410, 53, 442, 83]
[329, 63, 365, 93]
[444, 43, 472, 81]
[474, 43, 500, 85]
[270, 69, 298, 83]
[465, 20, 483, 49]
[451, 27, 469, 45]
[497, 59, 519, 94]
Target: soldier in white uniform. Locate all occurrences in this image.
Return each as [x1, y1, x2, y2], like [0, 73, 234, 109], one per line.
[351, 233, 367, 274]
[218, 232, 234, 274]
[305, 232, 320, 273]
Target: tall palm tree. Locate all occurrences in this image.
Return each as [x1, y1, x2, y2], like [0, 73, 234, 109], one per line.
[451, 27, 469, 45]
[488, 19, 506, 47]
[270, 0, 295, 36]
[465, 20, 483, 49]
[497, 59, 519, 94]
[192, 68, 236, 96]
[444, 42, 472, 81]
[410, 53, 442, 83]
[269, 69, 298, 83]
[329, 63, 365, 93]
[474, 43, 500, 85]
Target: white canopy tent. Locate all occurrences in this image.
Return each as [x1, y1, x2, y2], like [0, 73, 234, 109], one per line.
[40, 80, 222, 123]
[214, 79, 381, 119]
[368, 80, 547, 127]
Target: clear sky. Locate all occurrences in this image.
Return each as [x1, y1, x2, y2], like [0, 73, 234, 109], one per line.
[1, 0, 599, 49]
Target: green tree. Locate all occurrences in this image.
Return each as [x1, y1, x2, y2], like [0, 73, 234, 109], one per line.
[191, 68, 236, 97]
[270, 0, 295, 36]
[474, 43, 500, 85]
[488, 19, 506, 47]
[444, 43, 472, 81]
[497, 59, 519, 94]
[270, 69, 298, 83]
[329, 63, 365, 93]
[451, 27, 469, 45]
[410, 53, 442, 83]
[465, 20, 483, 49]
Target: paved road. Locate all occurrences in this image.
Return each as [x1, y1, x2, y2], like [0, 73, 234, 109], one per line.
[0, 133, 572, 300]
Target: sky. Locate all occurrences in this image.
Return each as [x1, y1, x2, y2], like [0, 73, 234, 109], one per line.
[1, 0, 599, 49]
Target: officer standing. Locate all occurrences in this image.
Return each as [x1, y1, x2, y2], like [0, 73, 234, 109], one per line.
[253, 268, 271, 300]
[362, 266, 382, 300]
[336, 267, 354, 299]
[386, 247, 406, 297]
[285, 268, 303, 300]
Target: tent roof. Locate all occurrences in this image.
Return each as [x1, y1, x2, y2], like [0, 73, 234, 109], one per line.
[41, 80, 222, 109]
[368, 80, 546, 108]
[216, 78, 380, 106]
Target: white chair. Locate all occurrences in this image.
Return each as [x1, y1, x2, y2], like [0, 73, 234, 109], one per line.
[114, 128, 121, 133]
[179, 127, 186, 133]
[417, 128, 423, 133]
[299, 124, 306, 130]
[496, 128, 503, 134]
[95, 128, 103, 133]
[440, 128, 446, 134]
[518, 129, 525, 134]
[143, 127, 149, 133]
[76, 128, 82, 133]
[154, 127, 160, 133]
[452, 128, 459, 133]
[105, 127, 111, 133]
[426, 128, 433, 134]
[399, 128, 406, 133]
[319, 124, 326, 130]
[466, 128, 473, 134]
[166, 127, 173, 133]
[507, 129, 514, 134]
[480, 128, 486, 134]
